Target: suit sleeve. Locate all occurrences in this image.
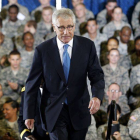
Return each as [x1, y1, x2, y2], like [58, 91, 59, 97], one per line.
[23, 47, 43, 120]
[87, 41, 105, 101]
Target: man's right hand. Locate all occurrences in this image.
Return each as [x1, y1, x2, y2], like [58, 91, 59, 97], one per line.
[25, 119, 35, 130]
[26, 135, 37, 140]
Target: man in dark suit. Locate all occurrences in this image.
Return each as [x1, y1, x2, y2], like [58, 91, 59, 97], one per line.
[23, 8, 105, 140]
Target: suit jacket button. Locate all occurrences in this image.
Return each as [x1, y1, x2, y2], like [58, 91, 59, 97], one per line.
[46, 132, 49, 135]
[62, 102, 64, 104]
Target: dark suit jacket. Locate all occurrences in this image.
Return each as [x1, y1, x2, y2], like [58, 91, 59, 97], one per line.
[18, 88, 49, 140]
[23, 35, 105, 132]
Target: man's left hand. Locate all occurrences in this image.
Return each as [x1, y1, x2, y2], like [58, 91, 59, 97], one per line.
[88, 97, 100, 114]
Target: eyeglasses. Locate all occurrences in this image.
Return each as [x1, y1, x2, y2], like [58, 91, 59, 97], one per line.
[55, 25, 74, 32]
[109, 89, 119, 93]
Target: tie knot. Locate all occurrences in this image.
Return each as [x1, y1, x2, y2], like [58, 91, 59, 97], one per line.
[63, 44, 69, 51]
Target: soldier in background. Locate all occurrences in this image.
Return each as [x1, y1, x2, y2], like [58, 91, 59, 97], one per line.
[19, 32, 35, 70]
[31, 0, 55, 22]
[2, 0, 30, 23]
[83, 18, 107, 57]
[102, 6, 132, 39]
[36, 6, 53, 38]
[72, 0, 94, 20]
[96, 0, 128, 29]
[102, 48, 130, 95]
[0, 50, 29, 102]
[15, 20, 44, 50]
[2, 5, 25, 38]
[131, 1, 140, 30]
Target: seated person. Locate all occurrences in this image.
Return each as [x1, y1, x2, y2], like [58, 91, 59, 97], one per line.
[19, 32, 35, 70]
[36, 6, 53, 38]
[102, 48, 130, 95]
[97, 0, 128, 29]
[2, 0, 30, 23]
[0, 50, 29, 101]
[83, 18, 107, 57]
[103, 6, 132, 39]
[100, 83, 130, 116]
[2, 4, 25, 38]
[100, 37, 131, 70]
[0, 99, 20, 140]
[128, 106, 140, 140]
[31, 0, 55, 22]
[16, 20, 44, 50]
[130, 36, 140, 66]
[97, 104, 131, 140]
[72, 0, 94, 20]
[74, 3, 92, 35]
[131, 1, 140, 30]
[118, 26, 135, 55]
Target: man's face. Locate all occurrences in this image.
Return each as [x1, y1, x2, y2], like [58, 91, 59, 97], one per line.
[75, 5, 86, 18]
[39, 0, 50, 5]
[23, 33, 34, 49]
[106, 2, 117, 13]
[108, 50, 120, 64]
[112, 8, 122, 22]
[53, 17, 75, 43]
[120, 29, 131, 43]
[107, 39, 119, 51]
[9, 55, 21, 69]
[86, 20, 98, 34]
[135, 39, 140, 51]
[72, 0, 83, 8]
[8, 0, 17, 4]
[9, 7, 18, 21]
[42, 9, 52, 23]
[107, 84, 122, 101]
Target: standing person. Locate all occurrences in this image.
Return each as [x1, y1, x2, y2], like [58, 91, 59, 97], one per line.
[23, 8, 105, 140]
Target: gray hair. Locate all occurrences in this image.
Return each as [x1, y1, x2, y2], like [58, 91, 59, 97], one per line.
[52, 8, 76, 24]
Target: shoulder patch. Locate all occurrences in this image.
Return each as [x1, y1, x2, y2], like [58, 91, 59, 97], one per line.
[21, 87, 25, 92]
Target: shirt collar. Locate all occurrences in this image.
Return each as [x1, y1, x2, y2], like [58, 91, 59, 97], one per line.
[57, 37, 73, 50]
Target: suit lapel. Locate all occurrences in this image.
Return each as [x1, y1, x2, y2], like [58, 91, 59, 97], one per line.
[47, 37, 66, 84]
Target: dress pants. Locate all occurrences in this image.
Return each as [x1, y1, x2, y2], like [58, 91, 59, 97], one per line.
[49, 104, 88, 140]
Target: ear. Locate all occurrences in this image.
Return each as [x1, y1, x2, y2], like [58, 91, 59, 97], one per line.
[96, 24, 99, 29]
[119, 91, 122, 97]
[107, 91, 109, 96]
[52, 24, 56, 32]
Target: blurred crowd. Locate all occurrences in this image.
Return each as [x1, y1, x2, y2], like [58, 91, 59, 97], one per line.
[0, 0, 140, 139]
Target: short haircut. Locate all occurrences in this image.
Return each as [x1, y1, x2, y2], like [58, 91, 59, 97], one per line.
[108, 83, 120, 91]
[112, 6, 122, 13]
[5, 98, 19, 109]
[107, 103, 121, 114]
[134, 36, 140, 44]
[121, 26, 131, 32]
[75, 3, 86, 8]
[8, 4, 19, 13]
[52, 8, 76, 24]
[26, 20, 37, 29]
[106, 0, 117, 4]
[9, 50, 21, 57]
[87, 18, 97, 25]
[43, 6, 53, 12]
[22, 31, 34, 41]
[107, 37, 119, 45]
[108, 48, 120, 55]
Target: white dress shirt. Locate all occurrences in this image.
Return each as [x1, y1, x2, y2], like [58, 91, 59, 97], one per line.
[57, 37, 73, 64]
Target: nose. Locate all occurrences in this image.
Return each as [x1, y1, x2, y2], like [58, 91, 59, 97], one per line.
[63, 28, 69, 34]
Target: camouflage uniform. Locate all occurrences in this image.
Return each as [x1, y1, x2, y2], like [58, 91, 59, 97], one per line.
[128, 107, 140, 139]
[97, 123, 131, 140]
[15, 33, 44, 51]
[36, 21, 53, 38]
[131, 1, 140, 30]
[102, 64, 130, 95]
[45, 32, 56, 41]
[0, 67, 29, 101]
[2, 3, 30, 24]
[96, 9, 128, 29]
[85, 115, 97, 140]
[82, 32, 107, 57]
[0, 47, 9, 59]
[2, 19, 24, 38]
[0, 119, 21, 140]
[117, 37, 135, 56]
[19, 49, 34, 70]
[103, 21, 132, 39]
[0, 36, 14, 51]
[130, 52, 140, 67]
[100, 95, 130, 117]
